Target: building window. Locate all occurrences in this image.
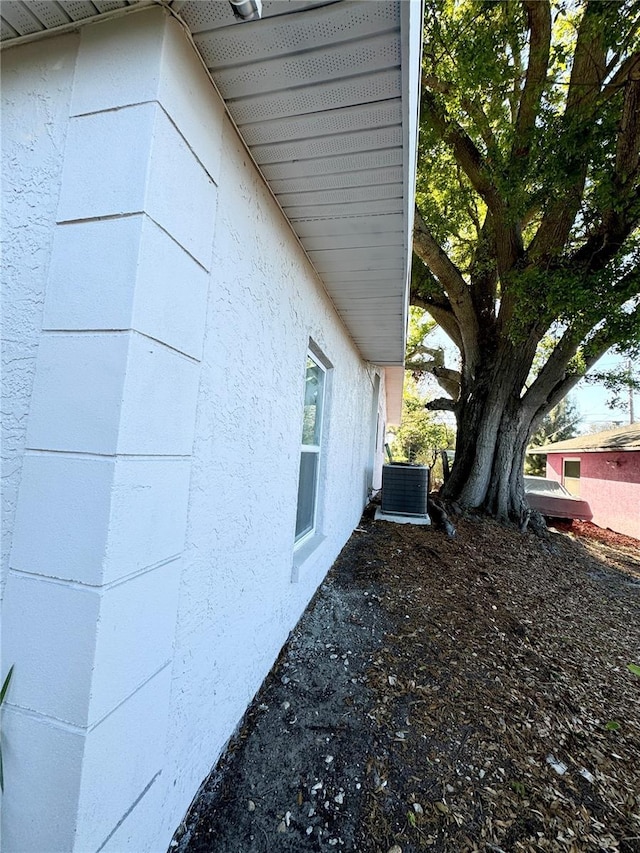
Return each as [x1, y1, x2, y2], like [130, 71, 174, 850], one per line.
[295, 352, 326, 543]
[563, 458, 581, 495]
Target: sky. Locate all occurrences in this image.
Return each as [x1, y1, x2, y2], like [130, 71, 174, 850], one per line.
[572, 351, 636, 431]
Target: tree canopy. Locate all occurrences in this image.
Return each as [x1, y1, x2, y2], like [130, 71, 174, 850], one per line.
[411, 0, 640, 521]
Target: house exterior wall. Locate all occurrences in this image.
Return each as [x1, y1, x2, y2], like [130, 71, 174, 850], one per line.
[1, 34, 78, 604]
[1, 9, 386, 852]
[546, 451, 640, 539]
[155, 112, 385, 849]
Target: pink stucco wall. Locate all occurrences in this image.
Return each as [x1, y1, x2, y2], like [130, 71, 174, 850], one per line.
[546, 451, 640, 539]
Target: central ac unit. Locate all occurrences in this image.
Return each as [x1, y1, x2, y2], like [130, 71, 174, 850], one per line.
[381, 463, 430, 517]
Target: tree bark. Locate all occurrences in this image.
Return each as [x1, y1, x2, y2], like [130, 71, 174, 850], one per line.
[440, 338, 539, 521]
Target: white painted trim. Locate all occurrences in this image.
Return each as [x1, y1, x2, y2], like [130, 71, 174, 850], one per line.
[399, 0, 425, 359]
[294, 349, 327, 546]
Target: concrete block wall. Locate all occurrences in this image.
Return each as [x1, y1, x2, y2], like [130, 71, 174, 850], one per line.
[154, 115, 386, 847]
[1, 9, 225, 851]
[1, 8, 386, 851]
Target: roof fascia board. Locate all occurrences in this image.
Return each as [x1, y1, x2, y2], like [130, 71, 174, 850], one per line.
[535, 446, 639, 454]
[398, 0, 424, 362]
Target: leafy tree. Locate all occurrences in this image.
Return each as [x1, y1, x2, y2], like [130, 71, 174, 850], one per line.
[411, 0, 640, 522]
[525, 397, 580, 475]
[388, 376, 453, 468]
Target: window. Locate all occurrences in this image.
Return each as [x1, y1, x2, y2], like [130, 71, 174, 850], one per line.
[295, 352, 326, 543]
[563, 458, 581, 495]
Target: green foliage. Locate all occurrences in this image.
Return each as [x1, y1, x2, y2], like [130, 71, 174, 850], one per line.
[406, 306, 437, 355]
[628, 663, 640, 677]
[525, 397, 580, 474]
[415, 0, 640, 362]
[0, 664, 14, 793]
[510, 780, 527, 798]
[388, 376, 454, 466]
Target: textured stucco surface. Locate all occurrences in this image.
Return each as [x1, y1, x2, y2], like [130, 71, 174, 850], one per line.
[1, 14, 386, 852]
[547, 452, 640, 539]
[1, 35, 78, 600]
[154, 113, 385, 847]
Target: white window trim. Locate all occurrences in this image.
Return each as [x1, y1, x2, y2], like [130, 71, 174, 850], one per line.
[294, 350, 327, 548]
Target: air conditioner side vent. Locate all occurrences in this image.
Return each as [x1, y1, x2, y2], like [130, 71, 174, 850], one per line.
[381, 463, 429, 517]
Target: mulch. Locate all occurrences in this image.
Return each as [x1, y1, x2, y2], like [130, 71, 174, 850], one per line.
[173, 512, 640, 853]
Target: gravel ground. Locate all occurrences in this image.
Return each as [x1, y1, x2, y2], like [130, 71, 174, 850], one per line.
[170, 512, 640, 853]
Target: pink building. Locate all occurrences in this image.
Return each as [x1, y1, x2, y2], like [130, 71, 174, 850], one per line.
[535, 424, 640, 540]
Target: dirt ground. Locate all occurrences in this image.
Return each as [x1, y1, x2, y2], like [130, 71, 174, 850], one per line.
[171, 511, 640, 853]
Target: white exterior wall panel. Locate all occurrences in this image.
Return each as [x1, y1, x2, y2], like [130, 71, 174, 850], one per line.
[1, 9, 386, 853]
[159, 115, 384, 844]
[1, 33, 79, 600]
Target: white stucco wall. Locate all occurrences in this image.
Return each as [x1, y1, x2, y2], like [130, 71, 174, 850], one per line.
[156, 115, 384, 845]
[1, 10, 387, 852]
[1, 35, 79, 601]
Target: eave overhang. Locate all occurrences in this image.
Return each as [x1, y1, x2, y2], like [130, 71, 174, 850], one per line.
[1, 0, 422, 367]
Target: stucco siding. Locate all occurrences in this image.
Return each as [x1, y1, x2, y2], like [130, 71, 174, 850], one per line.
[158, 112, 384, 847]
[547, 452, 640, 538]
[1, 11, 386, 852]
[1, 34, 79, 601]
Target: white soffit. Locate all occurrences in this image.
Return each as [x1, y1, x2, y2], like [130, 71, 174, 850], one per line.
[0, 0, 422, 365]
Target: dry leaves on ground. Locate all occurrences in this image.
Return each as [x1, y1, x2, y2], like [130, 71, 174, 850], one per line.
[174, 514, 640, 853]
[360, 516, 640, 853]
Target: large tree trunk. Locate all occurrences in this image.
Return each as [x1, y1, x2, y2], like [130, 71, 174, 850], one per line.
[439, 340, 538, 521]
[443, 401, 534, 521]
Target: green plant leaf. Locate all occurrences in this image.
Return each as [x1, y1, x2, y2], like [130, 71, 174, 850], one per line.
[628, 663, 640, 677]
[0, 665, 14, 705]
[605, 720, 620, 731]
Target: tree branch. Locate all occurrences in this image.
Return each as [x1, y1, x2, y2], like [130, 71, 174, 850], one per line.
[421, 85, 523, 278]
[421, 89, 502, 213]
[513, 1, 551, 166]
[528, 2, 607, 262]
[602, 51, 640, 103]
[425, 397, 458, 413]
[469, 212, 498, 320]
[410, 295, 464, 353]
[564, 2, 607, 118]
[540, 314, 636, 415]
[615, 71, 640, 186]
[522, 319, 588, 416]
[405, 346, 462, 400]
[524, 269, 640, 418]
[413, 208, 480, 372]
[570, 184, 640, 273]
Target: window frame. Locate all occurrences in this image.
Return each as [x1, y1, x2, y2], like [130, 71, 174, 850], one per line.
[563, 457, 581, 495]
[294, 350, 327, 547]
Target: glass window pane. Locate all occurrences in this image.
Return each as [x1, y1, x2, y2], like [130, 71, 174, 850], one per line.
[295, 451, 318, 539]
[564, 459, 581, 495]
[301, 357, 324, 446]
[564, 460, 580, 479]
